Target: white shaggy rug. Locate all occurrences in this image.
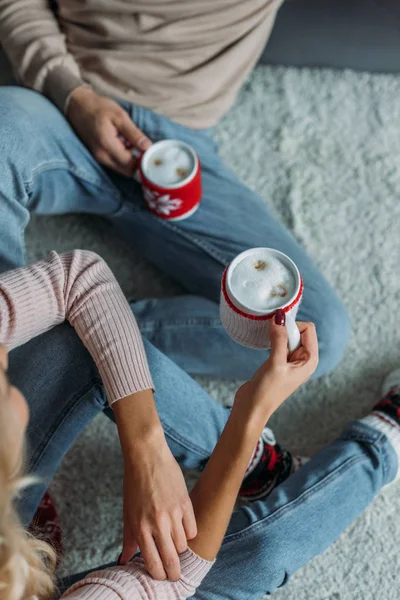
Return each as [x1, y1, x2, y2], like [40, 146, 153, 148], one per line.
[21, 66, 400, 597]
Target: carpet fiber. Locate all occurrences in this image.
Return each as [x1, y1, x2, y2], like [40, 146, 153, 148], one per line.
[21, 65, 400, 597]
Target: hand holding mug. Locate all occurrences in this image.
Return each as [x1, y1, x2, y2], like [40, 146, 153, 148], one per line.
[234, 317, 319, 418]
[67, 86, 152, 176]
[220, 248, 304, 352]
[133, 140, 202, 221]
[67, 91, 202, 221]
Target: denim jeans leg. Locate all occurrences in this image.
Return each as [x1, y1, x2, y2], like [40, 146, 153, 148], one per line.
[0, 87, 123, 268]
[9, 324, 107, 525]
[0, 86, 126, 521]
[104, 338, 229, 469]
[193, 421, 398, 600]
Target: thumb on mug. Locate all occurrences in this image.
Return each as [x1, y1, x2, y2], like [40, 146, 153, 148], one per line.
[269, 309, 289, 363]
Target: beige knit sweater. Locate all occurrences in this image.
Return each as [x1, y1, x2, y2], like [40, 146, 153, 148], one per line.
[0, 0, 282, 128]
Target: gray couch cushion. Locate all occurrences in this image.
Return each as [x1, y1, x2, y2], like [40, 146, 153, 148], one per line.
[260, 0, 400, 73]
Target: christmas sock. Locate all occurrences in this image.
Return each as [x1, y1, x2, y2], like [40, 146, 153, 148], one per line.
[360, 369, 400, 482]
[239, 427, 308, 501]
[29, 491, 63, 567]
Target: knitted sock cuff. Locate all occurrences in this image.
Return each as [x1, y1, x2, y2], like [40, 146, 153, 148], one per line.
[245, 438, 264, 477]
[360, 413, 400, 480]
[245, 427, 277, 476]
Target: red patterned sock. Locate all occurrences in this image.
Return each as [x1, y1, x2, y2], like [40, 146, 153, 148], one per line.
[29, 492, 63, 567]
[360, 373, 400, 484]
[373, 386, 400, 426]
[240, 428, 300, 501]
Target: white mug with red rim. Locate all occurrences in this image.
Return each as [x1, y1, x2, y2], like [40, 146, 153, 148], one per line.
[135, 139, 202, 221]
[220, 248, 304, 352]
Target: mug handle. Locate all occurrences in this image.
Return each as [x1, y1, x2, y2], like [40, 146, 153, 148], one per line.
[285, 312, 301, 353]
[131, 147, 143, 159]
[131, 147, 144, 181]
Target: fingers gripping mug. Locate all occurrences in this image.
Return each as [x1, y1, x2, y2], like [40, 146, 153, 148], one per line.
[220, 248, 304, 352]
[134, 139, 202, 221]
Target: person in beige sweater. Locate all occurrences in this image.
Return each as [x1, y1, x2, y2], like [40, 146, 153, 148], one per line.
[0, 0, 350, 582]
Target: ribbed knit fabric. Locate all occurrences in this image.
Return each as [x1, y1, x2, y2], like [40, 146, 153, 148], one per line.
[219, 284, 302, 349]
[0, 251, 153, 404]
[62, 549, 214, 600]
[361, 413, 400, 482]
[359, 375, 400, 482]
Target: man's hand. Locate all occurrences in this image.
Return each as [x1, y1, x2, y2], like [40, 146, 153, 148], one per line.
[113, 391, 197, 581]
[67, 86, 151, 176]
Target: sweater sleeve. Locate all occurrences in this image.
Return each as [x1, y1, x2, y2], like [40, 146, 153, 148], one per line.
[62, 549, 214, 600]
[0, 250, 153, 404]
[0, 0, 85, 110]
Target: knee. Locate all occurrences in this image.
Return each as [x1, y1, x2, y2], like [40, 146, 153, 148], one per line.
[217, 534, 289, 597]
[0, 86, 50, 113]
[0, 87, 55, 147]
[314, 295, 351, 376]
[251, 539, 288, 595]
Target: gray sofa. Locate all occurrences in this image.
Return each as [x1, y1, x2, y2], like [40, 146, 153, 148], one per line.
[260, 0, 400, 73]
[1, 0, 400, 86]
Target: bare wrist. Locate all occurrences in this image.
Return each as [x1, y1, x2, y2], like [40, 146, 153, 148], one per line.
[69, 85, 94, 102]
[113, 390, 166, 461]
[66, 85, 95, 116]
[123, 423, 166, 461]
[232, 393, 274, 429]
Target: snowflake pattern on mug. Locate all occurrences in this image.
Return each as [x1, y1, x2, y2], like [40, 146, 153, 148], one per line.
[143, 188, 183, 215]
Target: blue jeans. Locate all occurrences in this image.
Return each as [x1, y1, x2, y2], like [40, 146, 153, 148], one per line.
[0, 86, 350, 380]
[59, 420, 398, 599]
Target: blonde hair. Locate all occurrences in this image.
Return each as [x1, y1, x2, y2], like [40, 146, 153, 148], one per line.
[0, 394, 56, 600]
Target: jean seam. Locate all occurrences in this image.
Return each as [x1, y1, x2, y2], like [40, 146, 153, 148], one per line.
[24, 161, 121, 207]
[342, 422, 394, 482]
[223, 454, 364, 544]
[368, 431, 393, 483]
[28, 378, 105, 472]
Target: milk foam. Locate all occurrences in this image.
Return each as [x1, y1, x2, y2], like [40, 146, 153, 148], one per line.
[229, 252, 296, 312]
[143, 143, 195, 186]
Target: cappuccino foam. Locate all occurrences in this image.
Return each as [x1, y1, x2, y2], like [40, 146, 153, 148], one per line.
[143, 143, 194, 187]
[229, 251, 296, 312]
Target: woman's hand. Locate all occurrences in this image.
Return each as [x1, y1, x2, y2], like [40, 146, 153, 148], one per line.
[113, 391, 197, 581]
[120, 437, 197, 581]
[188, 316, 317, 562]
[67, 87, 152, 176]
[234, 312, 319, 419]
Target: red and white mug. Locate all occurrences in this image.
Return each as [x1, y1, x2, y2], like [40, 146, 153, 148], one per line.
[220, 248, 304, 352]
[134, 139, 202, 221]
